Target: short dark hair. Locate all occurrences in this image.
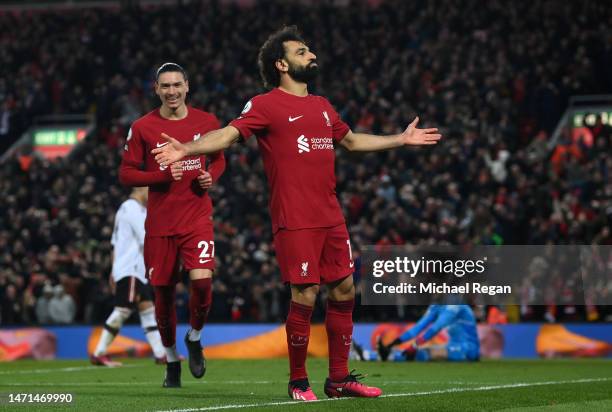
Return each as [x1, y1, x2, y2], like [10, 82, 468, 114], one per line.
[155, 62, 187, 81]
[257, 25, 306, 89]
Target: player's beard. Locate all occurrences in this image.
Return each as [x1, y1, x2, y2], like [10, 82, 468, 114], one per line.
[288, 61, 319, 84]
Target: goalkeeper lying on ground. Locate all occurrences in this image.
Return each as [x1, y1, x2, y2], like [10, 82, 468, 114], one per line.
[353, 305, 480, 362]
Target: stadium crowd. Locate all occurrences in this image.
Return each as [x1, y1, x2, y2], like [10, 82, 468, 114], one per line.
[1, 0, 611, 325]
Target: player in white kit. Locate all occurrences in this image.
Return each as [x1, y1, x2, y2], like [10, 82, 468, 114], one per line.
[91, 187, 166, 366]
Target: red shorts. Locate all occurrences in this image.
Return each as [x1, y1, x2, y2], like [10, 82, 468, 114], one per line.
[274, 224, 354, 285]
[144, 224, 215, 286]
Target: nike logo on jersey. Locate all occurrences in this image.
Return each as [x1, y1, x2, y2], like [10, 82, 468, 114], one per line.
[156, 142, 169, 148]
[199, 258, 212, 264]
[288, 115, 304, 122]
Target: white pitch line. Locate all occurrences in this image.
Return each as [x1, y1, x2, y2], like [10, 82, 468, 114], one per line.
[381, 380, 486, 385]
[0, 364, 143, 375]
[152, 377, 612, 412]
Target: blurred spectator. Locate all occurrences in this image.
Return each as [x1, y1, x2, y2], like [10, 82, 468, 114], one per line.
[1, 284, 23, 324]
[48, 285, 76, 324]
[484, 147, 510, 183]
[35, 283, 54, 324]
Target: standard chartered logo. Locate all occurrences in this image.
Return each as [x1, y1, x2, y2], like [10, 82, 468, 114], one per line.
[181, 158, 202, 171]
[297, 135, 310, 153]
[297, 135, 334, 154]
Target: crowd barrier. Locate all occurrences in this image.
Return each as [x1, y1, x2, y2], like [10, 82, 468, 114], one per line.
[1, 323, 610, 361]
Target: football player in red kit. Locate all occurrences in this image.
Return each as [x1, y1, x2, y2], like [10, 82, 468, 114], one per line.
[153, 28, 441, 400]
[119, 63, 225, 388]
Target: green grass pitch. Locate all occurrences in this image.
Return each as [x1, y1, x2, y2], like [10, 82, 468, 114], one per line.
[0, 358, 611, 411]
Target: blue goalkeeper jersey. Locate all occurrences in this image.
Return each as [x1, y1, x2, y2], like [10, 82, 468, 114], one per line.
[399, 305, 479, 348]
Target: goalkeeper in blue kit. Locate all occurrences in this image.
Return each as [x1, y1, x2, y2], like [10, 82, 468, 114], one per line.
[355, 305, 480, 362]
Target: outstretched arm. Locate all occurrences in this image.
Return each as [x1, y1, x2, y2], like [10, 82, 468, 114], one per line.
[339, 117, 441, 152]
[152, 126, 241, 167]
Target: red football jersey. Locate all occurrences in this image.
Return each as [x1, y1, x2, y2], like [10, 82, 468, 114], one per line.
[229, 88, 350, 233]
[119, 107, 225, 236]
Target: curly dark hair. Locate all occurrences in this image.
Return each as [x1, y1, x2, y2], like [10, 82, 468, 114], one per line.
[257, 25, 306, 89]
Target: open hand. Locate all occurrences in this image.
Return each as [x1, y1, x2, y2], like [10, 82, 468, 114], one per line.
[399, 117, 442, 145]
[152, 133, 188, 166]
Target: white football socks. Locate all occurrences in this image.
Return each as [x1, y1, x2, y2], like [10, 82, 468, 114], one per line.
[165, 344, 180, 363]
[94, 307, 132, 356]
[94, 329, 115, 357]
[188, 328, 201, 342]
[139, 307, 165, 359]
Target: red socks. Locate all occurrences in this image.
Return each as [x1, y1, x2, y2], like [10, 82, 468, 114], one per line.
[286, 299, 355, 382]
[154, 279, 211, 347]
[189, 278, 212, 330]
[326, 299, 354, 382]
[286, 301, 313, 381]
[153, 286, 176, 347]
